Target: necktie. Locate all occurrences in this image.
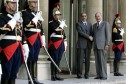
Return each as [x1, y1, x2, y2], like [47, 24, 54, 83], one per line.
[84, 23, 86, 25]
[97, 23, 99, 29]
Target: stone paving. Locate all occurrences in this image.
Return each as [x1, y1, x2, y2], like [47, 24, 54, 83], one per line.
[16, 74, 126, 84]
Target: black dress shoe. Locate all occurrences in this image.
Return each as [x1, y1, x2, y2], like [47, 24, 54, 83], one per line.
[33, 80, 44, 84]
[51, 76, 56, 81]
[114, 72, 124, 76]
[94, 77, 100, 79]
[55, 77, 64, 81]
[117, 72, 124, 76]
[84, 76, 89, 79]
[77, 75, 82, 79]
[114, 73, 119, 76]
[100, 77, 107, 80]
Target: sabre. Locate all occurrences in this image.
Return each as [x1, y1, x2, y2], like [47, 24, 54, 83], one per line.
[38, 0, 40, 11]
[16, 0, 19, 12]
[24, 60, 34, 84]
[64, 52, 72, 75]
[43, 46, 61, 72]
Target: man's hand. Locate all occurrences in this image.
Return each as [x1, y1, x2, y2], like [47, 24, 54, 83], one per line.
[104, 45, 109, 50]
[89, 36, 93, 41]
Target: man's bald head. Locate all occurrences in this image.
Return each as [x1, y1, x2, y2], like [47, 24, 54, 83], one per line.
[95, 12, 102, 22]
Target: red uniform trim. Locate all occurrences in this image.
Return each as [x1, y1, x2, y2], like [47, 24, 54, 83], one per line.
[4, 42, 19, 61]
[27, 33, 38, 46]
[112, 42, 124, 51]
[0, 47, 2, 53]
[48, 40, 63, 49]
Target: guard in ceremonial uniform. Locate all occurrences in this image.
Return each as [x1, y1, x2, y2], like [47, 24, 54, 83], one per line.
[48, 10, 67, 81]
[22, 0, 45, 84]
[0, 0, 29, 84]
[112, 13, 120, 42]
[112, 19, 125, 76]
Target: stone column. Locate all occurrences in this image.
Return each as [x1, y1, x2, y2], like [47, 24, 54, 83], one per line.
[86, 0, 103, 24]
[104, 0, 118, 73]
[118, 0, 126, 74]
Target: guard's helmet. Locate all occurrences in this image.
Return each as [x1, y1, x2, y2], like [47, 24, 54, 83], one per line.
[116, 19, 121, 24]
[4, 0, 17, 3]
[53, 10, 61, 16]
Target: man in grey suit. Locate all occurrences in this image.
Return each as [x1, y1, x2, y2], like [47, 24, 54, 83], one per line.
[93, 12, 111, 80]
[76, 13, 93, 79]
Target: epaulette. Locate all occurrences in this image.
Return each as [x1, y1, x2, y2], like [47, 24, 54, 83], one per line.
[49, 20, 53, 23]
[113, 28, 117, 33]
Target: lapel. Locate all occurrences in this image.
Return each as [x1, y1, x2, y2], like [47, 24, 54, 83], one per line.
[80, 21, 88, 31]
[98, 21, 104, 30]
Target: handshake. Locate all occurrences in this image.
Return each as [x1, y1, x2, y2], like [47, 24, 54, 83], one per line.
[89, 36, 93, 41]
[59, 20, 67, 29]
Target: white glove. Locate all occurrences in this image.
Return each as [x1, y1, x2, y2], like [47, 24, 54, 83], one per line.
[59, 20, 67, 29]
[38, 11, 44, 22]
[32, 12, 40, 25]
[7, 12, 21, 30]
[13, 12, 21, 22]
[64, 41, 67, 52]
[23, 44, 29, 62]
[120, 28, 125, 36]
[41, 35, 46, 47]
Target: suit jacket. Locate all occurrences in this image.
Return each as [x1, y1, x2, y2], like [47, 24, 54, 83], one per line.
[93, 21, 111, 49]
[76, 21, 92, 49]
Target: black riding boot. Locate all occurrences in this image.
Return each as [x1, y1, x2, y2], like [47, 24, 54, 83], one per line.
[8, 79, 15, 84]
[55, 63, 64, 81]
[27, 61, 33, 84]
[51, 63, 56, 81]
[33, 62, 43, 84]
[1, 78, 8, 84]
[114, 59, 118, 76]
[114, 59, 123, 76]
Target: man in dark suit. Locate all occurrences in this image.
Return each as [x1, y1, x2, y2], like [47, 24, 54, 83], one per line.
[76, 13, 93, 79]
[93, 12, 111, 80]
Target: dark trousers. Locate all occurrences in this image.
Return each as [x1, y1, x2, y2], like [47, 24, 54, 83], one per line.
[49, 42, 64, 76]
[77, 48, 91, 77]
[28, 37, 41, 62]
[1, 46, 22, 81]
[114, 51, 122, 73]
[27, 37, 41, 82]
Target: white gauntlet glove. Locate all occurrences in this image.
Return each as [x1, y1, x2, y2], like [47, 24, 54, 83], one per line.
[59, 20, 67, 29]
[120, 28, 125, 36]
[23, 44, 29, 62]
[38, 11, 44, 22]
[32, 12, 44, 25]
[8, 12, 21, 30]
[32, 12, 40, 25]
[64, 41, 67, 52]
[41, 35, 46, 47]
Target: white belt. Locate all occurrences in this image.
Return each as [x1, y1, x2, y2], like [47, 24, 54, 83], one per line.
[25, 28, 41, 32]
[115, 39, 123, 41]
[1, 36, 22, 41]
[50, 35, 63, 38]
